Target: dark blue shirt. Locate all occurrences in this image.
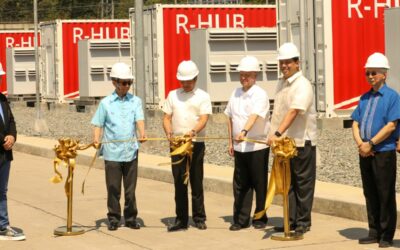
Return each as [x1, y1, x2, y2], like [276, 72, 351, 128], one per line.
[351, 84, 400, 152]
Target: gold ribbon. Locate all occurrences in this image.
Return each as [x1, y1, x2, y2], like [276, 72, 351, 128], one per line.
[169, 136, 194, 185]
[253, 137, 297, 220]
[50, 138, 98, 196]
[51, 135, 268, 194]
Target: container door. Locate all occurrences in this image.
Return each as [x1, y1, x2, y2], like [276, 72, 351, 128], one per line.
[40, 24, 58, 100]
[134, 7, 159, 106]
[143, 8, 158, 105]
[385, 8, 400, 94]
[277, 0, 324, 112]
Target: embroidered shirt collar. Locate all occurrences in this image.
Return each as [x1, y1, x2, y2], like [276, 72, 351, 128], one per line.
[370, 83, 388, 96]
[111, 91, 132, 101]
[285, 71, 303, 85]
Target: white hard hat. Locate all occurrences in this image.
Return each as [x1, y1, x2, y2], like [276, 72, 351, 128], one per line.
[236, 56, 260, 72]
[364, 52, 390, 69]
[110, 62, 134, 80]
[177, 60, 199, 81]
[0, 63, 5, 76]
[277, 42, 300, 60]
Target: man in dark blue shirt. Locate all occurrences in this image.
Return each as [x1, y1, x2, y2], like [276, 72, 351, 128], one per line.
[352, 53, 400, 248]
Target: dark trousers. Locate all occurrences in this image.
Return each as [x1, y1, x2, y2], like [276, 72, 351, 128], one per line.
[233, 148, 269, 226]
[0, 160, 11, 229]
[171, 142, 206, 225]
[105, 158, 138, 224]
[359, 150, 397, 241]
[288, 141, 316, 228]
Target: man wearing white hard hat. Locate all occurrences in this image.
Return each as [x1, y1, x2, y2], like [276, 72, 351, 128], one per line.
[268, 42, 317, 235]
[91, 62, 147, 231]
[224, 56, 270, 231]
[351, 52, 400, 248]
[162, 60, 212, 231]
[0, 63, 25, 241]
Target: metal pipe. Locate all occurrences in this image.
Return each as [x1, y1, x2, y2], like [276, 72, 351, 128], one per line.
[34, 0, 40, 118]
[135, 0, 146, 111]
[299, 0, 307, 73]
[66, 161, 73, 232]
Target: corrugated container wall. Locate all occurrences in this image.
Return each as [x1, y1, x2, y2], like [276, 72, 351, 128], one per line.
[384, 8, 400, 94]
[39, 20, 130, 102]
[130, 4, 276, 105]
[0, 31, 36, 94]
[278, 0, 399, 118]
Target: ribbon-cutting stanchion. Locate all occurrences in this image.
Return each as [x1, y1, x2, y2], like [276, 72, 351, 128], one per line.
[50, 138, 98, 236]
[253, 137, 302, 241]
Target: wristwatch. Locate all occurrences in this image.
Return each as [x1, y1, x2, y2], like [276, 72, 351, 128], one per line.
[368, 140, 375, 146]
[275, 131, 282, 137]
[241, 129, 248, 136]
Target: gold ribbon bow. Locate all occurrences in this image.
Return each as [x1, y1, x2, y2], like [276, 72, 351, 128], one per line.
[170, 136, 193, 185]
[50, 138, 98, 196]
[253, 137, 297, 220]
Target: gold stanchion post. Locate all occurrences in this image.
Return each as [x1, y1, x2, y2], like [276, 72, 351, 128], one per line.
[54, 159, 84, 236]
[271, 160, 302, 241]
[50, 138, 94, 236]
[270, 137, 303, 241]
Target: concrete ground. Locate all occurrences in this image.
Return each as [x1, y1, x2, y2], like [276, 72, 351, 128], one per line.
[0, 135, 399, 249]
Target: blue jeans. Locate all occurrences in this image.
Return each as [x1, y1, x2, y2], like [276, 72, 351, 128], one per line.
[0, 160, 11, 230]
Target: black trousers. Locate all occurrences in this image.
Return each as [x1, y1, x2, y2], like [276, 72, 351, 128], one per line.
[233, 148, 269, 226]
[171, 142, 206, 225]
[105, 158, 138, 224]
[359, 150, 397, 241]
[288, 141, 316, 228]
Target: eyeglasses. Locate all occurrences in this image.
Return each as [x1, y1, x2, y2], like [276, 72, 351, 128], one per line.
[239, 73, 256, 79]
[119, 81, 132, 86]
[365, 71, 378, 77]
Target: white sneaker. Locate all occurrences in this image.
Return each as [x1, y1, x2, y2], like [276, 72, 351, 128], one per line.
[0, 226, 26, 241]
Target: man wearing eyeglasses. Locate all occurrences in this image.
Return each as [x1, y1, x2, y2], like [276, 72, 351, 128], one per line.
[267, 42, 317, 235]
[351, 53, 400, 248]
[91, 62, 147, 231]
[224, 55, 270, 231]
[162, 60, 212, 232]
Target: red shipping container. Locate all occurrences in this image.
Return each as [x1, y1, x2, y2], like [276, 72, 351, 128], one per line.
[278, 0, 400, 118]
[130, 4, 276, 103]
[40, 20, 130, 101]
[0, 31, 36, 94]
[331, 0, 396, 110]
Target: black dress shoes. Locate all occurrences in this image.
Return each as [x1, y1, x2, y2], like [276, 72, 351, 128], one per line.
[195, 222, 207, 230]
[229, 224, 242, 231]
[125, 221, 141, 230]
[379, 239, 393, 248]
[274, 224, 296, 232]
[108, 222, 119, 231]
[252, 220, 267, 229]
[294, 225, 310, 234]
[358, 236, 379, 244]
[167, 222, 188, 232]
